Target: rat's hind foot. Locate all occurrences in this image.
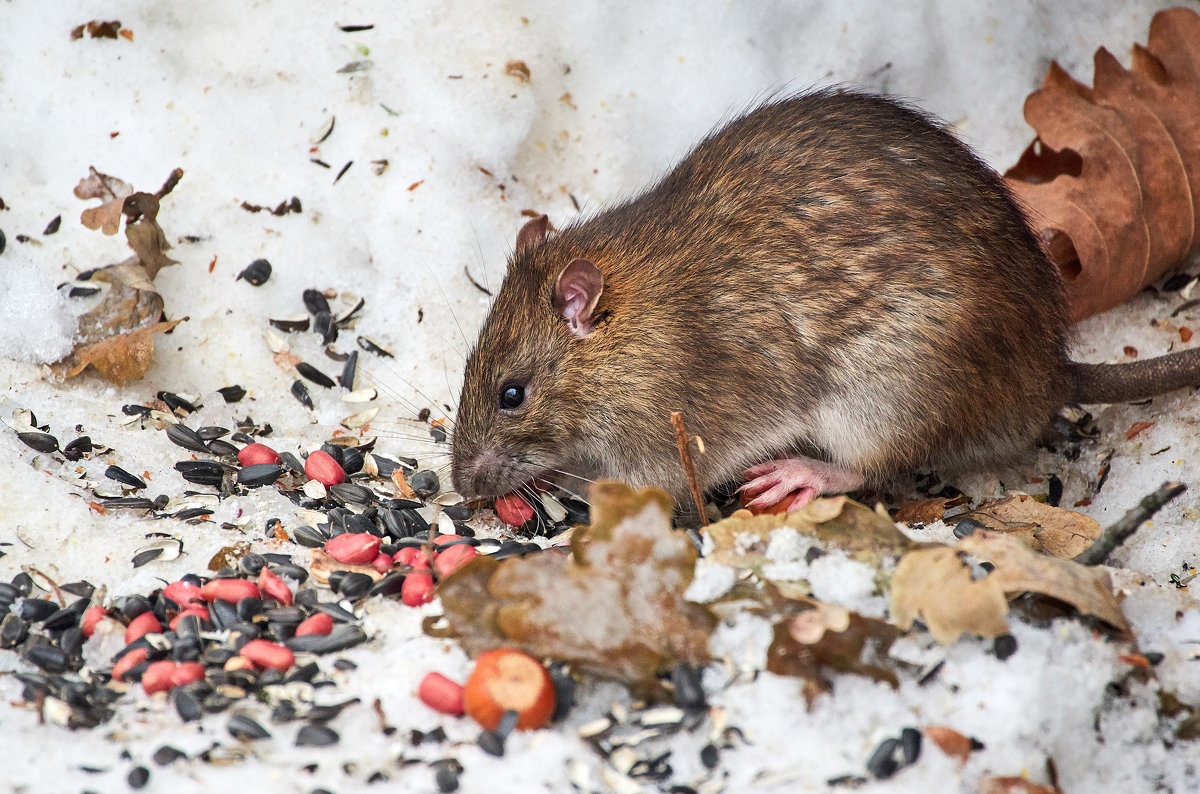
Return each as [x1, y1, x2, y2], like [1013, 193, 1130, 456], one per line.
[740, 456, 866, 511]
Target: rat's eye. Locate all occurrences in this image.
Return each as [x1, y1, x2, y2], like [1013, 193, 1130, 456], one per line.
[498, 383, 525, 411]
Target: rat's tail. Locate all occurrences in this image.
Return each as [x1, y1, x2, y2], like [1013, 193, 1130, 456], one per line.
[1068, 349, 1200, 403]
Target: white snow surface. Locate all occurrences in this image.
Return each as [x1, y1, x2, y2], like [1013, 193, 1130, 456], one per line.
[2, 1, 1200, 792]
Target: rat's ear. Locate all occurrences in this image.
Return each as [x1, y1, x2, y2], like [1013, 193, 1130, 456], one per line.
[553, 258, 603, 338]
[515, 214, 549, 254]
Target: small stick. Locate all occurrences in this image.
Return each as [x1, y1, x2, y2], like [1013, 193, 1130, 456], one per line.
[670, 411, 708, 527]
[1074, 481, 1187, 566]
[463, 265, 493, 296]
[156, 167, 184, 199]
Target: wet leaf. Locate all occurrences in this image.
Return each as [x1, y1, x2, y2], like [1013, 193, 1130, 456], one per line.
[891, 530, 1129, 644]
[437, 481, 714, 699]
[963, 492, 1102, 559]
[62, 318, 184, 387]
[766, 599, 901, 707]
[709, 495, 914, 573]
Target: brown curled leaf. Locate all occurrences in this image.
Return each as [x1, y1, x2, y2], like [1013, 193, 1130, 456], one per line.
[62, 318, 185, 387]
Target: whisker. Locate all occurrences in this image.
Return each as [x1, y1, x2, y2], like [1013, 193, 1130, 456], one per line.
[544, 467, 595, 485]
[423, 262, 469, 353]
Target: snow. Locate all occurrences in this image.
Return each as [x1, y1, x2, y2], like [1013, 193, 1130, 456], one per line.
[3, 1, 1199, 792]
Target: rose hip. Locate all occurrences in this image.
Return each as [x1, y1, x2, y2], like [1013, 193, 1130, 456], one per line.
[418, 672, 465, 716]
[304, 449, 346, 486]
[324, 532, 381, 565]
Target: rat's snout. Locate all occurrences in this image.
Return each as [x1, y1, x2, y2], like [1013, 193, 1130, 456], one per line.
[450, 445, 515, 500]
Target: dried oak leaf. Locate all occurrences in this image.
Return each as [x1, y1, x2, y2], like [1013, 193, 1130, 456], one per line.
[64, 319, 184, 387]
[1004, 7, 1200, 321]
[124, 192, 178, 279]
[437, 480, 714, 699]
[75, 166, 133, 235]
[891, 530, 1129, 644]
[766, 599, 901, 707]
[961, 491, 1101, 559]
[893, 496, 960, 525]
[923, 725, 975, 764]
[708, 495, 915, 573]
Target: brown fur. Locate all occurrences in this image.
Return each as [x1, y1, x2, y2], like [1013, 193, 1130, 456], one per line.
[450, 90, 1188, 508]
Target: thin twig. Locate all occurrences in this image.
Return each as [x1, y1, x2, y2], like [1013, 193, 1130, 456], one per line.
[156, 167, 184, 199]
[1074, 481, 1187, 566]
[670, 411, 708, 527]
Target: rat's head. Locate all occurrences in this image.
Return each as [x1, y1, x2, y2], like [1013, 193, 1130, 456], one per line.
[451, 215, 613, 501]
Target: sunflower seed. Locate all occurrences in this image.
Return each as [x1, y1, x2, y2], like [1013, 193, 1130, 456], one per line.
[237, 259, 272, 286]
[296, 361, 335, 388]
[17, 431, 59, 453]
[238, 464, 282, 487]
[291, 380, 314, 409]
[867, 737, 901, 779]
[292, 525, 329, 548]
[166, 424, 210, 453]
[207, 439, 240, 457]
[127, 765, 150, 789]
[158, 391, 200, 414]
[0, 614, 28, 648]
[152, 745, 187, 766]
[334, 296, 365, 326]
[174, 460, 227, 487]
[105, 465, 146, 489]
[62, 436, 93, 461]
[24, 644, 69, 674]
[341, 407, 379, 428]
[228, 713, 271, 741]
[328, 482, 372, 505]
[303, 289, 331, 316]
[408, 470, 440, 498]
[313, 311, 336, 344]
[340, 350, 358, 390]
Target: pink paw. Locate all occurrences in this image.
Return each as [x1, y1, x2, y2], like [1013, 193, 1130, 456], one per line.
[740, 457, 865, 512]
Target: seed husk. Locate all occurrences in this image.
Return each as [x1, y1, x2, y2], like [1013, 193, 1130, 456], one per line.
[158, 391, 200, 415]
[17, 431, 59, 453]
[340, 350, 358, 390]
[62, 436, 93, 461]
[237, 258, 272, 286]
[228, 713, 271, 741]
[270, 315, 311, 333]
[357, 336, 393, 357]
[408, 470, 440, 498]
[291, 380, 314, 409]
[313, 311, 337, 344]
[296, 723, 340, 747]
[217, 385, 246, 403]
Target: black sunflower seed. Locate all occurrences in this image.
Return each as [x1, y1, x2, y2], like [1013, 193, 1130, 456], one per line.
[671, 663, 706, 710]
[158, 391, 199, 414]
[0, 614, 28, 648]
[333, 572, 373, 600]
[205, 439, 239, 457]
[291, 380, 313, 409]
[24, 644, 69, 674]
[296, 361, 335, 388]
[340, 350, 358, 390]
[296, 724, 340, 747]
[123, 404, 152, 417]
[62, 436, 93, 461]
[99, 497, 156, 509]
[993, 634, 1018, 660]
[59, 627, 84, 658]
[900, 727, 922, 765]
[18, 599, 59, 622]
[953, 517, 986, 539]
[152, 745, 186, 766]
[237, 463, 282, 487]
[433, 759, 462, 793]
[42, 604, 82, 631]
[217, 385, 246, 403]
[228, 714, 271, 741]
[285, 624, 367, 654]
[131, 548, 163, 568]
[292, 525, 328, 548]
[478, 729, 505, 757]
[193, 426, 228, 442]
[329, 482, 372, 505]
[313, 311, 337, 344]
[69, 285, 101, 298]
[105, 465, 146, 489]
[357, 335, 393, 357]
[43, 215, 62, 235]
[174, 460, 227, 487]
[268, 563, 308, 583]
[127, 765, 150, 789]
[369, 572, 406, 597]
[166, 424, 210, 453]
[237, 258, 272, 286]
[303, 288, 331, 316]
[17, 431, 59, 453]
[12, 573, 34, 596]
[408, 470, 439, 497]
[1163, 272, 1197, 291]
[867, 737, 902, 779]
[171, 506, 214, 521]
[61, 581, 95, 599]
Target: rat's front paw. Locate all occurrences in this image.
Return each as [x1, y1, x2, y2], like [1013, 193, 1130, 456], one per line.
[740, 456, 865, 511]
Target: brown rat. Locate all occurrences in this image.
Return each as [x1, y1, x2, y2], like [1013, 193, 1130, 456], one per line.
[450, 89, 1200, 512]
